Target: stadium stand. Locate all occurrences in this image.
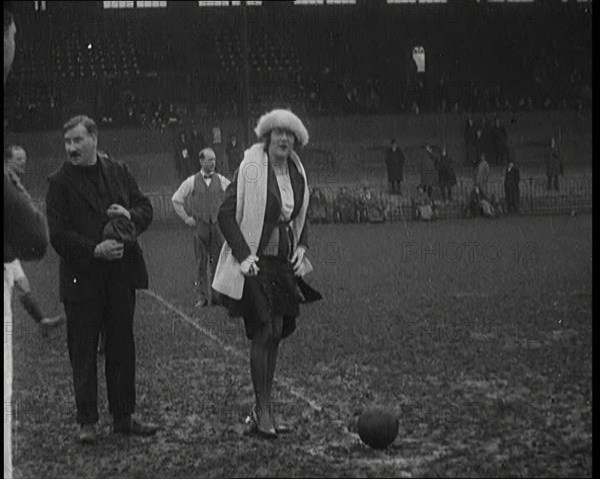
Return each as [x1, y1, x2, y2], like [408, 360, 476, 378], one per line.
[3, 1, 591, 133]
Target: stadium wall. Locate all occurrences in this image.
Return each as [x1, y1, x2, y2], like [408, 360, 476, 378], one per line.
[8, 110, 591, 199]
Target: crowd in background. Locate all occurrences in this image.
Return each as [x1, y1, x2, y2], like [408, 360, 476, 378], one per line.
[3, 3, 591, 133]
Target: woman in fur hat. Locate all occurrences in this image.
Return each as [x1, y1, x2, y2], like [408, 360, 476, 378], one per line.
[212, 109, 320, 439]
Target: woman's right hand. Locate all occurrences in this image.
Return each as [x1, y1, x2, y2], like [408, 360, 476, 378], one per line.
[240, 255, 260, 276]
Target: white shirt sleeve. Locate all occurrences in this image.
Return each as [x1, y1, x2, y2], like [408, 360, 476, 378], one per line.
[219, 174, 231, 192]
[4, 260, 26, 294]
[171, 176, 195, 222]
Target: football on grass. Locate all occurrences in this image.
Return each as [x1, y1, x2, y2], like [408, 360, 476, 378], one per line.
[357, 408, 399, 450]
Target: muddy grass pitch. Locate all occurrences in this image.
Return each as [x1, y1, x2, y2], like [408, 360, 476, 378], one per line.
[11, 214, 591, 477]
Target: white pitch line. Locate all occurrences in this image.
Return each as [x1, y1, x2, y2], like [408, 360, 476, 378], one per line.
[141, 289, 323, 413]
[142, 289, 451, 475]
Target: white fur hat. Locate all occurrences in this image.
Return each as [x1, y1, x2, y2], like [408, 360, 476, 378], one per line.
[254, 109, 309, 146]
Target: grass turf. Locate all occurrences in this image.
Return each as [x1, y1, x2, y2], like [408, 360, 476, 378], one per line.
[11, 213, 591, 477]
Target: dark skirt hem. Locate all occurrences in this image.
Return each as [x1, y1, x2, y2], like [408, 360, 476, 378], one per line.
[220, 256, 301, 340]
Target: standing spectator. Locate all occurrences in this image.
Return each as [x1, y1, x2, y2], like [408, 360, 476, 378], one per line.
[174, 131, 190, 183]
[212, 109, 320, 439]
[211, 123, 222, 146]
[46, 115, 157, 445]
[437, 147, 457, 203]
[474, 152, 490, 196]
[385, 138, 405, 195]
[4, 9, 50, 477]
[188, 127, 206, 177]
[464, 115, 477, 166]
[504, 160, 520, 213]
[421, 145, 439, 199]
[226, 132, 244, 178]
[211, 123, 226, 178]
[171, 148, 230, 308]
[492, 116, 508, 165]
[5, 145, 66, 333]
[545, 136, 563, 192]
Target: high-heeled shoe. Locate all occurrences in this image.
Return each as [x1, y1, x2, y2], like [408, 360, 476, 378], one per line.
[248, 409, 277, 440]
[269, 406, 293, 434]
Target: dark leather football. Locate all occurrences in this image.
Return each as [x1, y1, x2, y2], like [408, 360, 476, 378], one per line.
[357, 407, 399, 450]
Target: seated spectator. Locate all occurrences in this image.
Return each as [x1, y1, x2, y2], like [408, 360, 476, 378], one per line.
[307, 187, 329, 224]
[492, 195, 507, 217]
[412, 185, 435, 221]
[490, 194, 505, 217]
[334, 186, 356, 223]
[357, 186, 385, 223]
[469, 185, 495, 218]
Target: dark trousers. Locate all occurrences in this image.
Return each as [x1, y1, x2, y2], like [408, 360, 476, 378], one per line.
[64, 286, 136, 425]
[193, 221, 224, 302]
[547, 175, 560, 192]
[506, 199, 519, 213]
[440, 183, 452, 201]
[505, 187, 520, 213]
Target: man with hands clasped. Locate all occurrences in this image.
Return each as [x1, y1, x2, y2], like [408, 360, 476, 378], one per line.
[46, 115, 157, 445]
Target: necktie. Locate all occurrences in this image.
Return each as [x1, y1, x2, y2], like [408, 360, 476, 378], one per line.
[204, 174, 212, 180]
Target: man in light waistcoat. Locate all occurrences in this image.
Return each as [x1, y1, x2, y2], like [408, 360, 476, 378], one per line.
[172, 148, 231, 307]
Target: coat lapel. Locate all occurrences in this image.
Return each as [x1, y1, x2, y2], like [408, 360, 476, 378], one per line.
[289, 159, 305, 218]
[267, 159, 282, 211]
[97, 155, 122, 206]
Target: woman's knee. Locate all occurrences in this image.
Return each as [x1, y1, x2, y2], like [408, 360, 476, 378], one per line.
[254, 322, 275, 346]
[271, 316, 283, 343]
[254, 316, 283, 345]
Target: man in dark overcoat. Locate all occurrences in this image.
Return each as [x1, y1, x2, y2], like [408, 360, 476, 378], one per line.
[46, 115, 157, 444]
[385, 138, 405, 195]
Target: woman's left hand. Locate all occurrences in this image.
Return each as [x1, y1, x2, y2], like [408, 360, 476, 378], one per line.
[291, 246, 307, 274]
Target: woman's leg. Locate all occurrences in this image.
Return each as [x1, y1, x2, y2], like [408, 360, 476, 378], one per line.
[250, 324, 275, 432]
[266, 316, 283, 426]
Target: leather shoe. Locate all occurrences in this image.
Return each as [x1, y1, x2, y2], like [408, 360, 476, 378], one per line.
[113, 417, 158, 436]
[78, 424, 97, 444]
